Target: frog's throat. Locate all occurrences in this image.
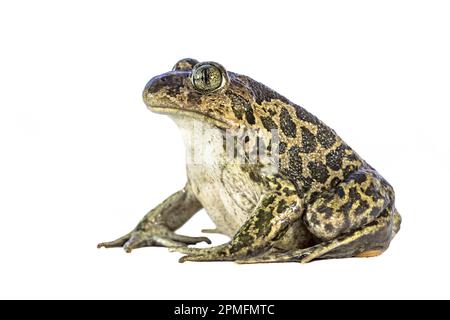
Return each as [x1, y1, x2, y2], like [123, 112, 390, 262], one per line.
[149, 106, 235, 130]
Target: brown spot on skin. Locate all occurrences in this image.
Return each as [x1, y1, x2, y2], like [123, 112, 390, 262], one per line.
[326, 145, 345, 171]
[285, 145, 303, 180]
[278, 142, 287, 154]
[369, 207, 380, 217]
[317, 204, 333, 219]
[305, 211, 320, 227]
[227, 91, 255, 124]
[353, 172, 368, 184]
[261, 116, 278, 131]
[355, 200, 369, 215]
[346, 152, 360, 162]
[325, 223, 334, 233]
[248, 170, 262, 183]
[187, 91, 202, 105]
[364, 183, 377, 197]
[276, 199, 288, 213]
[344, 165, 357, 179]
[307, 161, 330, 184]
[299, 127, 317, 153]
[340, 201, 353, 217]
[330, 177, 341, 188]
[262, 195, 276, 207]
[282, 187, 297, 196]
[241, 77, 290, 105]
[308, 191, 321, 205]
[316, 124, 336, 148]
[300, 176, 314, 194]
[337, 186, 345, 198]
[254, 209, 275, 237]
[280, 107, 297, 138]
[294, 105, 320, 124]
[348, 187, 361, 201]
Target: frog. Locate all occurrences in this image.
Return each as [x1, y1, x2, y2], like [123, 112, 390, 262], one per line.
[97, 58, 401, 263]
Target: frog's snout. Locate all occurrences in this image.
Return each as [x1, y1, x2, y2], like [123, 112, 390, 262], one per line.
[142, 74, 166, 107]
[142, 72, 187, 110]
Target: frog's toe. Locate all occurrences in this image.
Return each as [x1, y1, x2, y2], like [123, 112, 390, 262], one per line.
[178, 254, 219, 263]
[173, 244, 240, 262]
[97, 233, 131, 249]
[178, 252, 235, 263]
[235, 248, 315, 264]
[179, 254, 202, 263]
[123, 231, 155, 253]
[171, 243, 228, 254]
[124, 231, 210, 252]
[169, 233, 211, 245]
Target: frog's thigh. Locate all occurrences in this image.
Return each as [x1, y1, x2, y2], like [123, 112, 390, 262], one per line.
[237, 210, 393, 264]
[300, 170, 396, 259]
[304, 169, 394, 241]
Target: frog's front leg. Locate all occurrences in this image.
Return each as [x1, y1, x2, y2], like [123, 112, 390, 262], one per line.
[173, 181, 301, 262]
[97, 183, 210, 252]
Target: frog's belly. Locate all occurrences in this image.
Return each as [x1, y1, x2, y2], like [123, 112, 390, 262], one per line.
[187, 162, 263, 237]
[171, 115, 264, 237]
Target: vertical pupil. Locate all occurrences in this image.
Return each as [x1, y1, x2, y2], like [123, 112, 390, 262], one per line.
[201, 67, 210, 84]
[193, 64, 222, 91]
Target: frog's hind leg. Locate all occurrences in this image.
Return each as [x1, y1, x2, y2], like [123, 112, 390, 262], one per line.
[237, 169, 400, 264]
[237, 208, 394, 264]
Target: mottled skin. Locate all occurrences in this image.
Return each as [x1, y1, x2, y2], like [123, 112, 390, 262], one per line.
[98, 58, 401, 263]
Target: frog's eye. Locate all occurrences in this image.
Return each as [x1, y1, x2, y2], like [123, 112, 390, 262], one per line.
[190, 62, 228, 93]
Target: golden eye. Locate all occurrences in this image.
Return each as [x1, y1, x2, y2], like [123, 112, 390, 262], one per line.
[191, 63, 226, 93]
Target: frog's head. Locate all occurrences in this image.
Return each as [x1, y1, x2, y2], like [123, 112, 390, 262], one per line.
[143, 58, 289, 129]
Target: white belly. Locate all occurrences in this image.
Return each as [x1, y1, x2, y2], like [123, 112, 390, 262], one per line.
[171, 116, 264, 236]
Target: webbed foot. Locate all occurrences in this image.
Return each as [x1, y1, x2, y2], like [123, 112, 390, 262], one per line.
[98, 224, 211, 253]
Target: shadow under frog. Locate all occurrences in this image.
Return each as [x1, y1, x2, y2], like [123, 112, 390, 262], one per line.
[98, 58, 401, 263]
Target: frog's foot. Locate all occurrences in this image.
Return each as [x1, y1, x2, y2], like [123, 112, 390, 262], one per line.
[97, 225, 211, 253]
[235, 247, 315, 264]
[171, 243, 247, 262]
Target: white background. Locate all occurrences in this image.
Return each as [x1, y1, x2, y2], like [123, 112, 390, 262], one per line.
[1, 0, 449, 299]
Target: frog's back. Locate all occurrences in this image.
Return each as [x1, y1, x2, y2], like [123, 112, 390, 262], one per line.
[234, 74, 369, 198]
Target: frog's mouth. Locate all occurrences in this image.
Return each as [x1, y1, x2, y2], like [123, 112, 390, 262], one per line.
[144, 95, 236, 130]
[151, 106, 234, 130]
